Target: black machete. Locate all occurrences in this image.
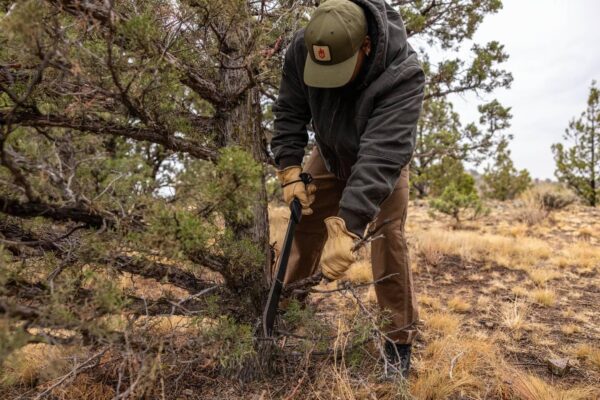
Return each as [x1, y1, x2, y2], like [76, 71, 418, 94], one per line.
[262, 172, 313, 337]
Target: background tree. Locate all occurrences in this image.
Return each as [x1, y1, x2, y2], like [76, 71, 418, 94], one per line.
[411, 99, 513, 197]
[395, 0, 514, 197]
[482, 137, 531, 200]
[429, 171, 487, 226]
[552, 81, 599, 207]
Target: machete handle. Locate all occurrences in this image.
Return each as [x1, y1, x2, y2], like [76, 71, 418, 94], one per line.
[290, 172, 313, 223]
[299, 172, 313, 185]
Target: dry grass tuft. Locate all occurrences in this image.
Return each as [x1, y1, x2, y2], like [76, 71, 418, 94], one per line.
[344, 260, 373, 283]
[508, 371, 598, 400]
[412, 229, 551, 269]
[571, 344, 600, 371]
[447, 296, 471, 313]
[528, 289, 557, 307]
[51, 375, 115, 400]
[0, 344, 72, 388]
[576, 226, 594, 241]
[418, 294, 442, 310]
[423, 312, 461, 336]
[557, 241, 600, 271]
[560, 324, 582, 335]
[501, 299, 529, 331]
[511, 286, 529, 297]
[527, 268, 561, 285]
[412, 337, 502, 399]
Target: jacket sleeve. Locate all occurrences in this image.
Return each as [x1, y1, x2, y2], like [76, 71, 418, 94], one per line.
[338, 66, 425, 237]
[270, 36, 312, 169]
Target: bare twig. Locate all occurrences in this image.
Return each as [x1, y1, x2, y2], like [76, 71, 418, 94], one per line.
[31, 347, 108, 400]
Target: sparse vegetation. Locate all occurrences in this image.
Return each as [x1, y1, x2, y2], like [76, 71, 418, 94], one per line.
[516, 184, 577, 225]
[552, 80, 599, 207]
[482, 138, 532, 200]
[1, 0, 599, 398]
[429, 174, 488, 226]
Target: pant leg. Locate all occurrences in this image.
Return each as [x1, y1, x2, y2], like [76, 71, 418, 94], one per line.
[370, 165, 419, 344]
[283, 147, 345, 285]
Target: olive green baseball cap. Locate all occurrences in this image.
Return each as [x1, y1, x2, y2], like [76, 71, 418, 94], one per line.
[303, 0, 368, 88]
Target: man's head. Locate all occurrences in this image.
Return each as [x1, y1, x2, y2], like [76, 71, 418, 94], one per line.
[303, 0, 371, 88]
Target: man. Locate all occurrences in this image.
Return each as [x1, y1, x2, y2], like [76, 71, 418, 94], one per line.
[270, 0, 425, 377]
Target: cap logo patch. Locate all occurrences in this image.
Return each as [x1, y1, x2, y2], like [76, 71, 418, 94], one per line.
[313, 45, 331, 61]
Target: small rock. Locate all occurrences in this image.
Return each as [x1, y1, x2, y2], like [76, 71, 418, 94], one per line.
[183, 389, 194, 396]
[547, 358, 571, 376]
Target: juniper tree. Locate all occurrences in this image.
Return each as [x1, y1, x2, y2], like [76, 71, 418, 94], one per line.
[396, 0, 514, 196]
[482, 137, 531, 200]
[429, 170, 487, 226]
[411, 98, 513, 197]
[552, 81, 599, 207]
[0, 0, 310, 391]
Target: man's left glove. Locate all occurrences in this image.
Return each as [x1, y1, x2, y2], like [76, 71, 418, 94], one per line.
[321, 217, 360, 280]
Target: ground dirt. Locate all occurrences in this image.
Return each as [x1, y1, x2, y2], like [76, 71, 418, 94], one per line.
[2, 200, 599, 399]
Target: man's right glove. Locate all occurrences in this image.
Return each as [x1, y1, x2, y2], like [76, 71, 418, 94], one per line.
[276, 166, 317, 215]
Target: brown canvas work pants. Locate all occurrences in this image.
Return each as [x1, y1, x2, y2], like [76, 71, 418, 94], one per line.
[283, 147, 419, 344]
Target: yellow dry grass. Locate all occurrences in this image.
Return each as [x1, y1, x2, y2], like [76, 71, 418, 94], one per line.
[511, 286, 529, 297]
[447, 296, 471, 313]
[412, 228, 551, 269]
[344, 260, 373, 283]
[423, 311, 461, 336]
[418, 294, 442, 310]
[50, 375, 115, 400]
[528, 288, 557, 307]
[501, 299, 529, 331]
[508, 371, 598, 400]
[561, 324, 582, 335]
[556, 241, 600, 270]
[571, 344, 600, 371]
[0, 344, 72, 388]
[412, 337, 502, 399]
[527, 268, 561, 285]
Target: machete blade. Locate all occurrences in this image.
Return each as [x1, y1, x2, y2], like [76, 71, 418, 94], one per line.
[262, 173, 312, 337]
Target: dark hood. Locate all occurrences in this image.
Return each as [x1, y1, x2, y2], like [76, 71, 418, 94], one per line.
[350, 0, 409, 90]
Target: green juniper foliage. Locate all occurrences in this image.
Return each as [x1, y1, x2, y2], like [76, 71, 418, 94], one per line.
[404, 0, 514, 198]
[0, 0, 295, 389]
[482, 138, 531, 200]
[430, 172, 487, 225]
[552, 81, 599, 207]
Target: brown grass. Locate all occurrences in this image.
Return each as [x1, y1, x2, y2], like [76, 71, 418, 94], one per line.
[527, 268, 561, 285]
[508, 371, 598, 400]
[344, 260, 373, 283]
[501, 299, 529, 331]
[447, 296, 471, 313]
[423, 312, 461, 336]
[0, 344, 72, 388]
[528, 288, 557, 307]
[412, 229, 551, 270]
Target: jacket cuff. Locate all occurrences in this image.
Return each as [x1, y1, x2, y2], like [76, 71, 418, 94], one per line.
[337, 208, 370, 239]
[277, 155, 303, 170]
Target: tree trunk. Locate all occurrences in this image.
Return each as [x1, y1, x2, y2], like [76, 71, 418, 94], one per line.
[215, 76, 271, 316]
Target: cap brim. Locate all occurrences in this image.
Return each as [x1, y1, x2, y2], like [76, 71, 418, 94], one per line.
[303, 50, 359, 88]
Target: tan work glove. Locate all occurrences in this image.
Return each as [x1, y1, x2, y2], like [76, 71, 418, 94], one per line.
[276, 166, 317, 215]
[321, 217, 360, 280]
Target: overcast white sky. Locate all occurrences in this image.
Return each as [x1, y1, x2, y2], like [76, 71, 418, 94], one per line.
[422, 0, 600, 180]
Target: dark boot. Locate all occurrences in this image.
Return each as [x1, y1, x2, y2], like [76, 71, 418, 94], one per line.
[384, 341, 411, 379]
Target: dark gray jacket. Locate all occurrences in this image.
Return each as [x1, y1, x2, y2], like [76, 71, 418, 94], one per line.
[270, 0, 425, 237]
